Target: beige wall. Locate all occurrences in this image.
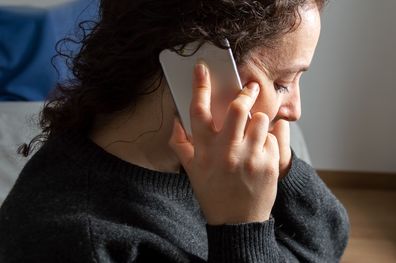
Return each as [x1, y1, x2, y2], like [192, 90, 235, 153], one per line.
[299, 0, 396, 173]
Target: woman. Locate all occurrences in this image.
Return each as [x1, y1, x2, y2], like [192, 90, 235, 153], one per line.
[0, 0, 349, 262]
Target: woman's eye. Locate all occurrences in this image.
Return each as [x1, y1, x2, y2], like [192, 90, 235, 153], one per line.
[275, 83, 289, 94]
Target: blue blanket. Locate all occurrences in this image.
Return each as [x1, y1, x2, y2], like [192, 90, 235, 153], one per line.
[0, 0, 98, 101]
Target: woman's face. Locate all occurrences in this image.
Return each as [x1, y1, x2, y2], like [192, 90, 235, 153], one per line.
[212, 5, 321, 132]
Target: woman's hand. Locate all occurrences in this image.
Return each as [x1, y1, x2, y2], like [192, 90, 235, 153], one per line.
[169, 63, 280, 225]
[271, 120, 292, 180]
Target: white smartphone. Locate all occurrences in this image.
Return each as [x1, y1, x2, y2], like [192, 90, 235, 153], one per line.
[159, 39, 250, 138]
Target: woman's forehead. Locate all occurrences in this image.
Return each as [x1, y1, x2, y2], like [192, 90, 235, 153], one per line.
[249, 6, 321, 78]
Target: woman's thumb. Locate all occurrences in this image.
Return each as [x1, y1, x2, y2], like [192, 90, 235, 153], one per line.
[168, 118, 194, 174]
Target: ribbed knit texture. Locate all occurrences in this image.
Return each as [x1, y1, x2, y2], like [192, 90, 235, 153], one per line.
[0, 130, 350, 262]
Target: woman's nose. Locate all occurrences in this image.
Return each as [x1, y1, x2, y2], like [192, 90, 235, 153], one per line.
[278, 89, 301, 121]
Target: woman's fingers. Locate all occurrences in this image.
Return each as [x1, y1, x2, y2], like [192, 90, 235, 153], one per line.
[264, 133, 280, 161]
[271, 120, 291, 179]
[244, 112, 269, 153]
[221, 82, 260, 144]
[190, 63, 215, 144]
[271, 120, 290, 152]
[242, 112, 279, 161]
[170, 62, 214, 179]
[168, 118, 194, 175]
[169, 64, 282, 225]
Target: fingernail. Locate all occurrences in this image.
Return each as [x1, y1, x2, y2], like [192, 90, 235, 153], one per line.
[247, 83, 259, 92]
[195, 63, 207, 79]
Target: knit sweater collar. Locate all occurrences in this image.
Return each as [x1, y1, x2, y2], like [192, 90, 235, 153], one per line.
[56, 130, 193, 200]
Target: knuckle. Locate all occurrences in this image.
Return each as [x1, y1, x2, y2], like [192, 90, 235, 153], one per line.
[266, 133, 278, 144]
[190, 103, 208, 118]
[239, 92, 256, 105]
[265, 168, 279, 181]
[196, 83, 210, 89]
[254, 112, 269, 124]
[196, 86, 211, 98]
[254, 111, 269, 122]
[224, 154, 240, 172]
[244, 158, 257, 175]
[240, 90, 255, 99]
[262, 161, 279, 179]
[229, 101, 249, 117]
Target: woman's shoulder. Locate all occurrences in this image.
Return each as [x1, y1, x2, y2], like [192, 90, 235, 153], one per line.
[0, 132, 92, 236]
[16, 129, 97, 185]
[9, 133, 88, 198]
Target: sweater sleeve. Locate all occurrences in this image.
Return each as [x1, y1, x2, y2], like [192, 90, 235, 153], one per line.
[204, 150, 350, 263]
[271, 149, 350, 262]
[206, 218, 281, 262]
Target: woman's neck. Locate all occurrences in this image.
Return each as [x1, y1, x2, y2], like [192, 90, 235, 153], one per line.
[89, 85, 182, 174]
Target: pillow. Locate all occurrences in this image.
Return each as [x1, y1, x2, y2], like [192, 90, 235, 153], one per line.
[0, 0, 98, 101]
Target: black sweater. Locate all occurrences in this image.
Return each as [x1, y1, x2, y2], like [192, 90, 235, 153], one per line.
[0, 130, 349, 262]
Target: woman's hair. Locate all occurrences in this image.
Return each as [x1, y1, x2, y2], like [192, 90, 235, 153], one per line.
[19, 0, 326, 157]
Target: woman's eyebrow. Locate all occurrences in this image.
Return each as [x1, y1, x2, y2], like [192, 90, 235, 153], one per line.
[276, 64, 310, 75]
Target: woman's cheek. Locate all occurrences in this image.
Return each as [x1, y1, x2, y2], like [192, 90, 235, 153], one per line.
[251, 86, 280, 122]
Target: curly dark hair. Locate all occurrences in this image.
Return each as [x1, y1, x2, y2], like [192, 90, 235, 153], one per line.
[19, 0, 326, 157]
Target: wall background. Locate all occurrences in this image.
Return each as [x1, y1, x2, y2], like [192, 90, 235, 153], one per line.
[299, 0, 396, 173]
